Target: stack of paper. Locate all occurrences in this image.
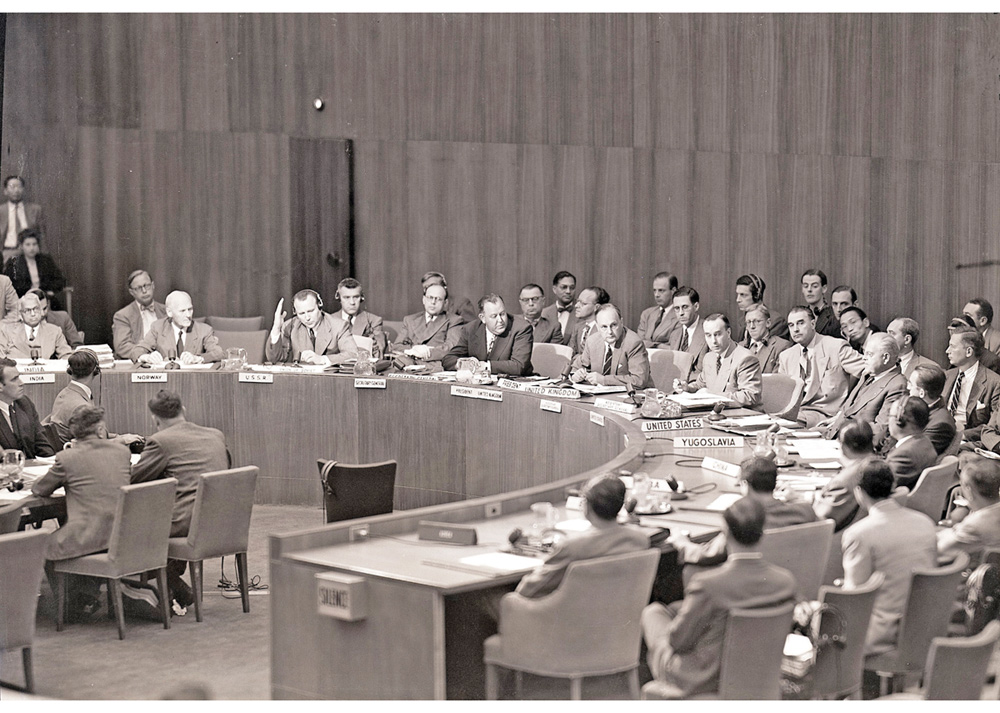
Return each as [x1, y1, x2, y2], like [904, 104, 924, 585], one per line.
[79, 344, 115, 369]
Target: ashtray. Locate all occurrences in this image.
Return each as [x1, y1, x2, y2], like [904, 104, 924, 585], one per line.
[634, 502, 673, 515]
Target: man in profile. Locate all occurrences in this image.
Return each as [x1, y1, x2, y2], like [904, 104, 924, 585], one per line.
[568, 286, 609, 357]
[0, 357, 54, 458]
[0, 291, 72, 359]
[265, 290, 357, 366]
[540, 270, 578, 346]
[907, 363, 958, 457]
[800, 268, 840, 337]
[666, 286, 709, 373]
[335, 277, 386, 357]
[674, 313, 762, 407]
[517, 283, 562, 344]
[112, 269, 166, 359]
[31, 289, 82, 347]
[131, 290, 224, 365]
[813, 419, 877, 532]
[637, 271, 679, 349]
[131, 390, 231, 613]
[571, 304, 651, 390]
[964, 298, 1000, 355]
[442, 294, 533, 376]
[0, 176, 43, 261]
[888, 317, 936, 380]
[396, 281, 461, 362]
[884, 396, 937, 490]
[942, 327, 1000, 446]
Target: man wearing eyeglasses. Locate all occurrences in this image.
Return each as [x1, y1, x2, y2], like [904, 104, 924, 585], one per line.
[112, 270, 166, 359]
[517, 283, 562, 344]
[0, 291, 72, 359]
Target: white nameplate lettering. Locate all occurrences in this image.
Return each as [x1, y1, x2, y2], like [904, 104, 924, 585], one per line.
[20, 365, 46, 373]
[354, 378, 386, 389]
[590, 411, 605, 426]
[675, 436, 744, 450]
[594, 397, 638, 415]
[22, 373, 55, 384]
[387, 372, 440, 382]
[497, 378, 582, 399]
[238, 372, 273, 384]
[641, 417, 705, 433]
[316, 572, 368, 621]
[131, 372, 167, 383]
[451, 385, 503, 402]
[540, 400, 562, 414]
[701, 456, 743, 479]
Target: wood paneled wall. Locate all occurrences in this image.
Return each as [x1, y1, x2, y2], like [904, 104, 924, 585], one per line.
[3, 13, 999, 358]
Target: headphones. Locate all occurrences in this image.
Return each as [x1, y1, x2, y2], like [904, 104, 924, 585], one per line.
[746, 274, 765, 303]
[66, 349, 101, 379]
[334, 279, 365, 304]
[296, 289, 324, 309]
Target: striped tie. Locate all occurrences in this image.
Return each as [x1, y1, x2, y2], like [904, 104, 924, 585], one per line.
[678, 328, 689, 353]
[602, 345, 613, 376]
[948, 371, 964, 415]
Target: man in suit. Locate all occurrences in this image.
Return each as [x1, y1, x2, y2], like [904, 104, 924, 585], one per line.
[813, 419, 877, 532]
[0, 357, 54, 458]
[3, 228, 65, 300]
[831, 285, 882, 334]
[888, 317, 937, 380]
[906, 364, 958, 456]
[0, 273, 18, 324]
[741, 304, 792, 374]
[942, 326, 1000, 446]
[801, 268, 840, 337]
[884, 396, 938, 490]
[112, 269, 167, 359]
[964, 298, 1000, 356]
[0, 176, 43, 262]
[517, 283, 562, 344]
[442, 294, 533, 376]
[937, 454, 1000, 561]
[540, 270, 577, 347]
[567, 286, 609, 357]
[32, 289, 82, 347]
[570, 303, 652, 390]
[734, 273, 788, 342]
[131, 390, 231, 612]
[265, 289, 357, 366]
[334, 277, 386, 357]
[636, 271, 679, 349]
[642, 497, 797, 698]
[819, 332, 907, 447]
[396, 282, 462, 362]
[666, 286, 709, 374]
[840, 306, 874, 354]
[674, 313, 762, 407]
[0, 291, 72, 359]
[778, 305, 865, 427]
[132, 291, 225, 365]
[32, 405, 132, 620]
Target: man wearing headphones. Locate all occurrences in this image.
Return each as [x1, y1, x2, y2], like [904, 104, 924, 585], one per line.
[130, 291, 224, 364]
[266, 289, 358, 365]
[335, 277, 386, 358]
[396, 278, 461, 362]
[733, 273, 788, 342]
[884, 396, 938, 490]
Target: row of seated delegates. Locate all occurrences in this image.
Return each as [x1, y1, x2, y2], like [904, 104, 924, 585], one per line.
[0, 292, 73, 359]
[569, 303, 652, 390]
[441, 293, 534, 376]
[130, 291, 224, 365]
[671, 313, 762, 407]
[394, 274, 462, 362]
[266, 289, 358, 365]
[1, 176, 43, 262]
[3, 228, 66, 305]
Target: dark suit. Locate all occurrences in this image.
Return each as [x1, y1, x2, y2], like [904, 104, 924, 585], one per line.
[442, 315, 533, 376]
[0, 395, 55, 458]
[131, 317, 225, 363]
[521, 314, 562, 344]
[813, 304, 841, 338]
[742, 334, 792, 374]
[984, 326, 1000, 356]
[826, 367, 908, 447]
[397, 311, 461, 361]
[568, 319, 597, 357]
[925, 403, 958, 456]
[886, 434, 938, 490]
[573, 327, 652, 390]
[540, 303, 577, 347]
[3, 253, 65, 297]
[666, 318, 709, 374]
[901, 352, 938, 381]
[637, 305, 679, 349]
[47, 309, 82, 347]
[943, 364, 1000, 442]
[813, 457, 871, 532]
[112, 300, 167, 359]
[0, 201, 43, 251]
[980, 349, 1000, 376]
[0, 320, 72, 359]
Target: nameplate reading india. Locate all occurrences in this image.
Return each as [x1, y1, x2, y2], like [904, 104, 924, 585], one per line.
[131, 372, 168, 383]
[20, 365, 47, 373]
[354, 378, 387, 389]
[450, 385, 503, 402]
[640, 417, 704, 433]
[238, 372, 273, 384]
[674, 435, 745, 449]
[22, 373, 55, 384]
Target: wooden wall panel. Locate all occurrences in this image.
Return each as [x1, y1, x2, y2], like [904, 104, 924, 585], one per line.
[137, 14, 181, 132]
[76, 14, 140, 129]
[178, 14, 230, 132]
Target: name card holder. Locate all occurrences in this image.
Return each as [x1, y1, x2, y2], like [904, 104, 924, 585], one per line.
[675, 436, 745, 449]
[22, 373, 55, 384]
[590, 412, 605, 426]
[239, 372, 273, 384]
[593, 397, 638, 415]
[316, 572, 368, 621]
[540, 400, 562, 414]
[640, 417, 704, 433]
[450, 385, 503, 402]
[354, 378, 386, 389]
[701, 457, 742, 479]
[131, 372, 168, 383]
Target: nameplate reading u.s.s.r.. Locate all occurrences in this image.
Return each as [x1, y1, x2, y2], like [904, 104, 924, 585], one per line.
[131, 372, 167, 383]
[238, 372, 273, 384]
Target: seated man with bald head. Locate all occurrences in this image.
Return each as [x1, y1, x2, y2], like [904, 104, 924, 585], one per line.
[887, 317, 937, 380]
[442, 293, 533, 376]
[571, 303, 651, 390]
[130, 291, 224, 365]
[0, 291, 72, 359]
[674, 313, 762, 407]
[266, 290, 358, 366]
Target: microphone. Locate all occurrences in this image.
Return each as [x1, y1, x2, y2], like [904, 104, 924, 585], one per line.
[706, 402, 726, 422]
[665, 474, 688, 500]
[552, 359, 574, 388]
[508, 527, 523, 548]
[29, 347, 40, 364]
[624, 497, 640, 523]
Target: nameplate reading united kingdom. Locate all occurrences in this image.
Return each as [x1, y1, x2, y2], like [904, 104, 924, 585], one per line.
[131, 372, 167, 383]
[540, 400, 562, 413]
[641, 417, 704, 433]
[22, 373, 55, 384]
[593, 397, 638, 415]
[496, 378, 582, 399]
[450, 385, 503, 402]
[238, 372, 273, 384]
[674, 436, 745, 450]
[354, 378, 386, 389]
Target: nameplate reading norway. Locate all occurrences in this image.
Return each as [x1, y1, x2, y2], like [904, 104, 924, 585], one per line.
[674, 435, 745, 449]
[450, 385, 503, 402]
[641, 417, 704, 433]
[131, 372, 167, 383]
[238, 372, 273, 384]
[354, 378, 386, 389]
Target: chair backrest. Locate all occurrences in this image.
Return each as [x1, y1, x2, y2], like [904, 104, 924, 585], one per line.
[382, 320, 403, 345]
[42, 421, 64, 452]
[923, 620, 1000, 699]
[906, 455, 959, 521]
[107, 479, 178, 576]
[718, 600, 796, 699]
[497, 549, 661, 674]
[812, 571, 885, 698]
[318, 459, 396, 523]
[0, 501, 23, 534]
[531, 342, 573, 379]
[648, 349, 693, 391]
[352, 335, 374, 355]
[206, 315, 264, 331]
[184, 466, 259, 558]
[759, 519, 835, 600]
[760, 373, 804, 421]
[983, 548, 1000, 568]
[0, 529, 50, 650]
[890, 551, 971, 674]
[214, 330, 268, 365]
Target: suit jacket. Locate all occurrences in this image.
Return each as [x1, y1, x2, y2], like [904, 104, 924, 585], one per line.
[441, 315, 533, 376]
[984, 326, 1000, 356]
[813, 304, 841, 338]
[646, 555, 797, 697]
[831, 367, 908, 446]
[0, 201, 43, 248]
[943, 364, 1000, 441]
[901, 352, 938, 381]
[742, 334, 792, 374]
[573, 327, 652, 390]
[130, 420, 231, 537]
[688, 343, 762, 407]
[734, 305, 789, 343]
[937, 501, 1000, 562]
[979, 349, 1000, 376]
[265, 313, 357, 365]
[842, 498, 937, 655]
[0, 320, 71, 359]
[46, 309, 82, 347]
[112, 300, 167, 359]
[131, 317, 224, 363]
[886, 434, 938, 490]
[397, 311, 462, 361]
[515, 525, 650, 599]
[0, 395, 55, 458]
[0, 275, 18, 323]
[777, 334, 865, 424]
[3, 253, 65, 297]
[568, 319, 598, 357]
[345, 310, 387, 355]
[637, 305, 679, 349]
[42, 381, 93, 447]
[540, 303, 577, 347]
[521, 314, 563, 344]
[925, 403, 959, 456]
[31, 439, 132, 560]
[813, 457, 870, 532]
[666, 318, 710, 374]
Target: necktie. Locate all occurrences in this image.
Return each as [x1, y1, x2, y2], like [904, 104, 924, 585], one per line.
[308, 327, 316, 350]
[714, 352, 722, 373]
[751, 341, 761, 355]
[486, 331, 496, 357]
[176, 330, 184, 358]
[800, 347, 810, 382]
[678, 327, 689, 353]
[9, 403, 20, 449]
[949, 371, 965, 414]
[557, 303, 572, 313]
[602, 345, 613, 375]
[652, 307, 664, 333]
[580, 323, 592, 349]
[28, 327, 36, 343]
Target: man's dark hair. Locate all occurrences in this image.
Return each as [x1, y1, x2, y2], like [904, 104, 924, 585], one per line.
[704, 312, 731, 330]
[519, 283, 544, 296]
[0, 357, 17, 385]
[735, 274, 766, 303]
[17, 228, 41, 245]
[913, 364, 946, 400]
[552, 271, 576, 286]
[673, 286, 700, 304]
[148, 389, 183, 419]
[896, 395, 930, 430]
[654, 272, 678, 290]
[968, 298, 994, 325]
[839, 418, 874, 455]
[831, 285, 857, 302]
[959, 455, 1000, 501]
[336, 277, 362, 293]
[583, 475, 626, 521]
[581, 286, 610, 305]
[787, 304, 817, 322]
[801, 268, 828, 286]
[740, 456, 778, 493]
[839, 306, 868, 323]
[69, 405, 105, 440]
[67, 349, 100, 380]
[127, 269, 151, 289]
[950, 314, 977, 331]
[858, 459, 895, 501]
[477, 293, 505, 314]
[723, 497, 766, 546]
[4, 176, 23, 189]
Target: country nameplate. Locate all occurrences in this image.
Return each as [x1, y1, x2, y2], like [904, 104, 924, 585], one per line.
[540, 400, 562, 413]
[450, 385, 503, 402]
[238, 372, 273, 384]
[131, 372, 168, 383]
[640, 417, 704, 433]
[22, 373, 55, 384]
[354, 378, 386, 389]
[387, 372, 440, 382]
[20, 365, 46, 373]
[593, 397, 638, 415]
[674, 436, 745, 449]
[590, 411, 605, 426]
[497, 378, 582, 399]
[701, 457, 742, 478]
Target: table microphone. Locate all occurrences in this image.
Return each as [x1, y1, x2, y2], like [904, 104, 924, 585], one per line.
[29, 347, 40, 364]
[552, 360, 574, 388]
[706, 402, 726, 422]
[665, 474, 688, 500]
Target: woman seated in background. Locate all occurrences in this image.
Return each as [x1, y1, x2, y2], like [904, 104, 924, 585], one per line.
[4, 227, 66, 307]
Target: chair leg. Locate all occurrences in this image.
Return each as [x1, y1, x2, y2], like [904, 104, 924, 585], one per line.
[236, 552, 250, 613]
[191, 560, 203, 622]
[485, 663, 499, 700]
[22, 647, 33, 693]
[107, 581, 115, 620]
[155, 567, 171, 630]
[569, 677, 582, 700]
[627, 668, 640, 699]
[55, 571, 65, 631]
[108, 579, 126, 640]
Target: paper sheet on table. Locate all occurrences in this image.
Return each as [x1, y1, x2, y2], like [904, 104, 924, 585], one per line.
[705, 493, 742, 511]
[177, 362, 215, 370]
[668, 391, 730, 407]
[790, 439, 842, 460]
[22, 465, 50, 477]
[808, 461, 842, 470]
[555, 519, 592, 532]
[573, 383, 627, 395]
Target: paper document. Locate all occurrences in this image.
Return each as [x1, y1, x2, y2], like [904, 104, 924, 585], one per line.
[667, 391, 730, 408]
[705, 493, 742, 511]
[555, 519, 592, 532]
[573, 383, 627, 395]
[177, 362, 215, 370]
[808, 461, 842, 470]
[22, 465, 50, 478]
[422, 552, 543, 577]
[790, 439, 842, 460]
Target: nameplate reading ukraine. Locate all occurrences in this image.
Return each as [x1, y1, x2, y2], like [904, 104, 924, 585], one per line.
[238, 372, 273, 384]
[131, 372, 167, 383]
[674, 435, 745, 450]
[354, 378, 386, 389]
[641, 417, 704, 433]
[22, 373, 55, 384]
[450, 385, 503, 402]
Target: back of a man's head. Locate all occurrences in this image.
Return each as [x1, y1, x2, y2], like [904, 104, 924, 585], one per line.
[148, 389, 183, 420]
[67, 349, 100, 380]
[740, 456, 778, 494]
[584, 475, 626, 521]
[857, 459, 895, 502]
[69, 405, 105, 440]
[959, 454, 1000, 503]
[723, 497, 766, 547]
[839, 418, 874, 456]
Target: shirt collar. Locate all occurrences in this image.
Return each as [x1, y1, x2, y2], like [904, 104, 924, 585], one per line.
[136, 301, 156, 313]
[727, 552, 763, 560]
[894, 434, 914, 448]
[962, 361, 980, 379]
[341, 311, 353, 323]
[70, 380, 93, 400]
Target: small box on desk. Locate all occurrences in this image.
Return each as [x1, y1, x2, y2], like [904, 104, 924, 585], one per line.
[417, 520, 479, 545]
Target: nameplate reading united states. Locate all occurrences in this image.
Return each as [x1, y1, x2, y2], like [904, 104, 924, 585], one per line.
[238, 372, 273, 384]
[354, 378, 386, 389]
[641, 417, 704, 433]
[22, 373, 55, 384]
[450, 385, 503, 402]
[593, 397, 638, 415]
[674, 436, 745, 450]
[131, 372, 167, 383]
[496, 378, 582, 399]
[540, 400, 562, 414]
[590, 411, 605, 426]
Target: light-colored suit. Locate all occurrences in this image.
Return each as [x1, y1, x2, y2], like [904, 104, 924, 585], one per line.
[344, 310, 387, 355]
[521, 314, 563, 344]
[742, 334, 792, 374]
[265, 313, 357, 365]
[828, 367, 908, 447]
[666, 318, 710, 374]
[541, 303, 577, 347]
[886, 434, 938, 490]
[0, 320, 71, 359]
[637, 305, 679, 350]
[441, 315, 533, 376]
[687, 342, 762, 407]
[900, 352, 938, 381]
[573, 327, 652, 390]
[112, 300, 167, 359]
[842, 498, 937, 655]
[777, 333, 865, 426]
[43, 382, 93, 447]
[943, 364, 1000, 442]
[0, 275, 18, 323]
[130, 317, 224, 363]
[937, 501, 1000, 562]
[397, 311, 461, 362]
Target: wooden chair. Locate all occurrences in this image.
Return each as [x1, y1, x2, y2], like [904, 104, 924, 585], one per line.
[206, 315, 264, 331]
[484, 549, 660, 699]
[648, 349, 694, 391]
[166, 466, 259, 622]
[318, 459, 396, 523]
[0, 529, 49, 692]
[531, 342, 572, 379]
[902, 455, 959, 521]
[760, 373, 804, 421]
[214, 330, 268, 364]
[53, 479, 177, 640]
[759, 519, 835, 600]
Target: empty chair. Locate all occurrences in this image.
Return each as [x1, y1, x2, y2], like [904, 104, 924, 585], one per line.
[0, 501, 23, 534]
[902, 455, 959, 521]
[760, 374, 804, 421]
[206, 315, 264, 331]
[214, 330, 268, 364]
[318, 459, 396, 523]
[485, 549, 660, 700]
[0, 529, 49, 692]
[759, 519, 835, 600]
[53, 479, 177, 640]
[531, 342, 573, 379]
[382, 320, 403, 345]
[167, 466, 258, 622]
[648, 349, 694, 391]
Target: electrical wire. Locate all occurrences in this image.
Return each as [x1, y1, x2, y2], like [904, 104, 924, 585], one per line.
[218, 556, 269, 598]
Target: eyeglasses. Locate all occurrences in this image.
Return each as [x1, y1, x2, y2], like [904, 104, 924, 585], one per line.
[519, 296, 542, 303]
[131, 283, 154, 292]
[745, 318, 766, 326]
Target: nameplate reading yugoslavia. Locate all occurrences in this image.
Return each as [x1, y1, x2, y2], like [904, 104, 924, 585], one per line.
[450, 385, 503, 402]
[238, 372, 273, 384]
[496, 378, 582, 399]
[131, 372, 168, 383]
[641, 417, 704, 433]
[354, 378, 386, 389]
[674, 436, 745, 450]
[22, 373, 55, 384]
[593, 397, 638, 415]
